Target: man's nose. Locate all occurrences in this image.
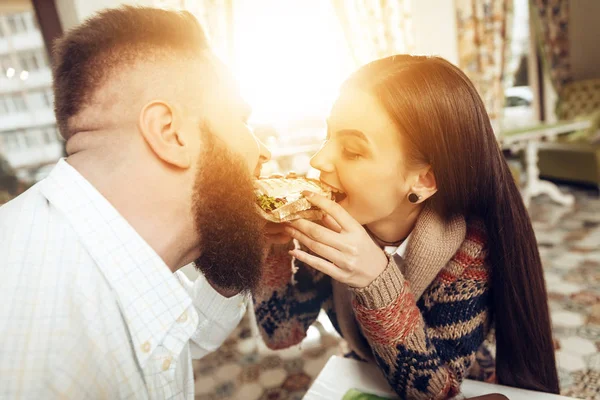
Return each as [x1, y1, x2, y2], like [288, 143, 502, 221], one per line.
[257, 139, 272, 164]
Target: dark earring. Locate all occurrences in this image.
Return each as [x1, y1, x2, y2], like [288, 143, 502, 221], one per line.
[408, 193, 421, 204]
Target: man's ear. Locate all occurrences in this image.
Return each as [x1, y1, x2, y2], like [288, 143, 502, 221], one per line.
[410, 166, 437, 202]
[138, 100, 191, 169]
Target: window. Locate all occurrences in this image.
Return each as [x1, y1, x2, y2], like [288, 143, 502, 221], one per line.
[1, 55, 13, 76]
[23, 12, 37, 33]
[24, 128, 40, 147]
[25, 88, 53, 110]
[502, 0, 539, 129]
[27, 91, 42, 109]
[19, 50, 45, 72]
[505, 95, 531, 108]
[0, 93, 28, 113]
[43, 88, 54, 108]
[43, 128, 54, 144]
[54, 126, 63, 142]
[6, 14, 26, 35]
[1, 131, 22, 151]
[0, 97, 9, 115]
[23, 129, 41, 148]
[11, 94, 27, 113]
[39, 126, 58, 144]
[26, 90, 46, 110]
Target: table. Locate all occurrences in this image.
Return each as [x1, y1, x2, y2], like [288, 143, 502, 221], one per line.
[499, 119, 592, 207]
[304, 356, 577, 400]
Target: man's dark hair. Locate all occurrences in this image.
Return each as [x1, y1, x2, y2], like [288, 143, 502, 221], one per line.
[52, 6, 210, 139]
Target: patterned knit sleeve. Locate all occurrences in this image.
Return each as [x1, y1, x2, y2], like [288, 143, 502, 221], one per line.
[350, 227, 491, 399]
[253, 241, 333, 350]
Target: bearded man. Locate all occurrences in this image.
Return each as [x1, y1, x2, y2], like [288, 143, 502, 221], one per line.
[0, 6, 271, 399]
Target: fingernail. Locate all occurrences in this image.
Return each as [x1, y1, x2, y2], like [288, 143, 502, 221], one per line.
[302, 191, 315, 198]
[284, 226, 295, 235]
[288, 250, 297, 257]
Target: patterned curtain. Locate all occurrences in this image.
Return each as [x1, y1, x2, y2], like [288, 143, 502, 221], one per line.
[331, 0, 414, 67]
[455, 0, 512, 121]
[153, 0, 234, 64]
[531, 0, 571, 93]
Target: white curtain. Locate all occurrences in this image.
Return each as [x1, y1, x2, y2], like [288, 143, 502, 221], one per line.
[153, 0, 234, 64]
[332, 0, 414, 67]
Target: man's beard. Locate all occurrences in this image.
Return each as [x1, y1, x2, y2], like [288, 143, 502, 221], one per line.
[192, 128, 266, 295]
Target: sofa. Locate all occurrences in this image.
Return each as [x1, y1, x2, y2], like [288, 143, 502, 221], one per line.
[537, 79, 600, 190]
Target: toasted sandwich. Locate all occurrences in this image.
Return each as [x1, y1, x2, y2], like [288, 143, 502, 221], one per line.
[255, 177, 332, 222]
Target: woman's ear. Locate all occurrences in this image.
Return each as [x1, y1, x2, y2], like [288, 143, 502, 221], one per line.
[410, 166, 437, 202]
[138, 100, 191, 169]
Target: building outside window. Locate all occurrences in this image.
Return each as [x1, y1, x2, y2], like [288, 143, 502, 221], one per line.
[6, 14, 27, 35]
[8, 93, 28, 113]
[42, 126, 56, 144]
[0, 7, 63, 185]
[43, 88, 53, 108]
[19, 50, 42, 72]
[0, 93, 29, 114]
[1, 54, 13, 76]
[0, 96, 10, 115]
[1, 131, 22, 152]
[26, 89, 53, 110]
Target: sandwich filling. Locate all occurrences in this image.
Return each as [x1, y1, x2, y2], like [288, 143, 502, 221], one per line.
[254, 178, 329, 218]
[256, 194, 287, 212]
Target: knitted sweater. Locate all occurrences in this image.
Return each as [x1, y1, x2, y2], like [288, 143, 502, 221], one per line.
[253, 209, 493, 399]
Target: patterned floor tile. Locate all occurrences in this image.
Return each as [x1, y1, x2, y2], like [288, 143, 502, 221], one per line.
[562, 370, 600, 399]
[239, 364, 261, 384]
[282, 357, 305, 374]
[258, 369, 287, 389]
[281, 373, 312, 392]
[561, 337, 597, 357]
[213, 381, 236, 398]
[194, 375, 218, 396]
[557, 350, 587, 372]
[258, 387, 289, 400]
[259, 355, 283, 371]
[587, 353, 600, 371]
[552, 310, 586, 328]
[236, 383, 263, 400]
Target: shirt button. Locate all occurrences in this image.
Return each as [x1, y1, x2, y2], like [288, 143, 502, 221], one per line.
[162, 358, 172, 371]
[141, 341, 151, 353]
[177, 312, 188, 323]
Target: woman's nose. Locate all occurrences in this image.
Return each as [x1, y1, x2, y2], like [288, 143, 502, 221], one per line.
[310, 143, 335, 173]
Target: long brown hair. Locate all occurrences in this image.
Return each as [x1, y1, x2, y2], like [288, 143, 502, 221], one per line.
[344, 55, 559, 394]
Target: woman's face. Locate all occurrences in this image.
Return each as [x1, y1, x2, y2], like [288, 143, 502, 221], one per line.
[310, 88, 419, 225]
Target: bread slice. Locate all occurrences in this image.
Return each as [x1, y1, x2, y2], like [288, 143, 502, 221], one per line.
[255, 177, 331, 222]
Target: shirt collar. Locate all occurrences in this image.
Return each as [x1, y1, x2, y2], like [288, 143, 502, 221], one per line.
[383, 231, 412, 258]
[39, 159, 196, 366]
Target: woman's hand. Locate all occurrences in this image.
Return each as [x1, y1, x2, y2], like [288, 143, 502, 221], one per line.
[284, 192, 388, 288]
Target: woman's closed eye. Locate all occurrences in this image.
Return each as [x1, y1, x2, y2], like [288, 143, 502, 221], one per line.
[342, 148, 361, 160]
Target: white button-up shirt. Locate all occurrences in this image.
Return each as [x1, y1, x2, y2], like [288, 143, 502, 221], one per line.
[383, 237, 410, 259]
[0, 159, 247, 399]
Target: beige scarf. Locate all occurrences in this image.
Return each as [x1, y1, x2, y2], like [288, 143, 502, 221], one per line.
[331, 206, 466, 361]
